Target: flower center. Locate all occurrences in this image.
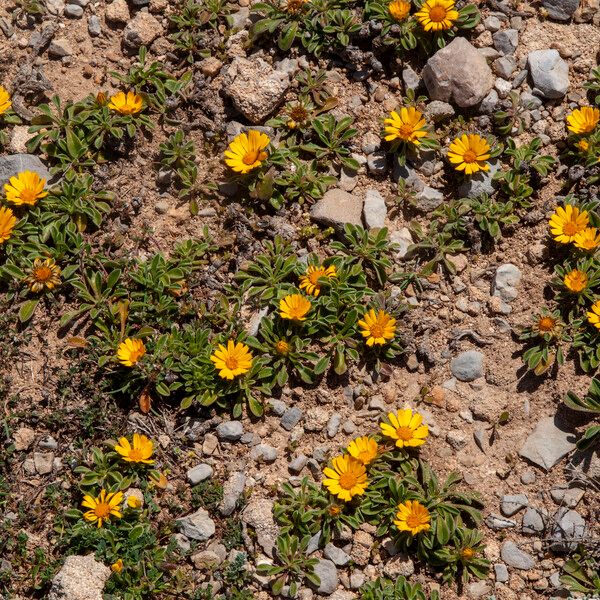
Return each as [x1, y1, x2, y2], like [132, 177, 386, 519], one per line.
[94, 502, 111, 518]
[463, 149, 477, 163]
[309, 269, 324, 285]
[338, 472, 357, 490]
[225, 356, 239, 370]
[358, 451, 372, 463]
[275, 340, 289, 355]
[395, 426, 414, 441]
[406, 513, 424, 528]
[398, 124, 415, 139]
[34, 266, 52, 282]
[563, 221, 579, 236]
[461, 547, 475, 560]
[128, 448, 143, 461]
[538, 317, 555, 332]
[21, 188, 38, 204]
[243, 150, 261, 165]
[370, 323, 384, 338]
[429, 5, 447, 21]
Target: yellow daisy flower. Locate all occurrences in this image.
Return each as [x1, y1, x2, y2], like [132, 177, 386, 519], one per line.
[447, 134, 491, 175]
[577, 139, 590, 152]
[224, 130, 270, 174]
[111, 559, 124, 573]
[279, 293, 312, 321]
[380, 409, 429, 448]
[0, 206, 17, 244]
[394, 500, 431, 535]
[347, 436, 379, 465]
[210, 340, 253, 380]
[0, 85, 12, 116]
[548, 205, 589, 244]
[564, 269, 588, 293]
[5, 170, 48, 206]
[566, 107, 600, 135]
[274, 339, 290, 355]
[358, 309, 396, 346]
[117, 338, 146, 367]
[389, 0, 411, 20]
[127, 495, 143, 509]
[114, 433, 154, 464]
[108, 91, 144, 115]
[81, 489, 123, 528]
[323, 455, 368, 502]
[573, 227, 600, 252]
[25, 258, 61, 292]
[535, 315, 559, 336]
[415, 0, 459, 31]
[299, 264, 337, 297]
[383, 107, 428, 145]
[587, 300, 600, 330]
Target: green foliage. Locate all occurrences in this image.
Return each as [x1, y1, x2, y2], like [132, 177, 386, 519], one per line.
[583, 65, 600, 106]
[158, 129, 198, 197]
[409, 220, 466, 275]
[359, 576, 440, 600]
[564, 378, 600, 450]
[519, 309, 568, 375]
[560, 549, 600, 594]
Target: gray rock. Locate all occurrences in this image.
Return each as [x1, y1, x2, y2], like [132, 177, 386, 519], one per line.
[542, 0, 580, 20]
[0, 154, 51, 187]
[422, 37, 494, 107]
[522, 507, 547, 534]
[324, 543, 351, 566]
[493, 56, 516, 79]
[306, 530, 322, 554]
[186, 463, 213, 484]
[551, 485, 585, 508]
[500, 541, 536, 570]
[280, 407, 303, 431]
[484, 15, 501, 31]
[88, 15, 101, 37]
[521, 91, 543, 109]
[219, 471, 246, 516]
[270, 399, 287, 416]
[402, 65, 420, 90]
[46, 0, 65, 15]
[382, 553, 415, 578]
[494, 563, 509, 583]
[48, 37, 73, 58]
[500, 493, 528, 516]
[216, 420, 244, 441]
[64, 3, 84, 17]
[311, 189, 363, 230]
[520, 469, 536, 485]
[457, 159, 500, 197]
[467, 581, 491, 598]
[39, 435, 58, 450]
[230, 7, 250, 30]
[446, 430, 467, 450]
[105, 0, 130, 25]
[68, 0, 90, 6]
[34, 452, 55, 475]
[48, 554, 110, 600]
[415, 185, 444, 212]
[223, 56, 290, 124]
[493, 29, 518, 55]
[363, 189, 386, 229]
[479, 89, 499, 114]
[519, 416, 577, 470]
[242, 498, 279, 557]
[390, 227, 413, 260]
[424, 100, 455, 123]
[311, 559, 338, 595]
[495, 78, 512, 99]
[176, 508, 216, 541]
[485, 514, 516, 530]
[250, 443, 278, 463]
[549, 508, 586, 552]
[327, 413, 342, 438]
[339, 167, 358, 192]
[361, 132, 380, 154]
[289, 454, 308, 474]
[450, 350, 484, 382]
[392, 159, 425, 190]
[493, 263, 522, 302]
[527, 49, 569, 99]
[366, 152, 387, 175]
[123, 12, 162, 50]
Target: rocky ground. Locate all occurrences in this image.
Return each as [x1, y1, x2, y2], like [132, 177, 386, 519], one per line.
[0, 0, 599, 599]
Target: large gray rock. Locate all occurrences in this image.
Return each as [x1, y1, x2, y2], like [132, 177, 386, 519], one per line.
[542, 0, 580, 20]
[0, 154, 51, 187]
[311, 559, 338, 595]
[363, 189, 386, 229]
[450, 350, 484, 381]
[223, 56, 290, 123]
[186, 463, 213, 484]
[493, 29, 518, 55]
[48, 555, 110, 600]
[422, 37, 494, 108]
[527, 50, 569, 99]
[500, 494, 528, 517]
[549, 508, 586, 552]
[311, 189, 363, 230]
[457, 159, 500, 198]
[415, 185, 444, 212]
[242, 498, 279, 557]
[176, 508, 216, 541]
[219, 471, 246, 516]
[519, 416, 577, 470]
[216, 420, 244, 441]
[493, 264, 522, 303]
[522, 507, 547, 534]
[501, 541, 536, 570]
[123, 11, 162, 50]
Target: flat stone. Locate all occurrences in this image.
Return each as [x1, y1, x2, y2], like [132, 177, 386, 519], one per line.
[311, 189, 363, 231]
[522, 507, 547, 534]
[549, 508, 586, 552]
[542, 0, 580, 20]
[88, 15, 101, 36]
[485, 514, 517, 530]
[48, 554, 110, 600]
[122, 12, 162, 50]
[33, 451, 54, 475]
[422, 37, 494, 107]
[519, 416, 577, 470]
[249, 443, 278, 463]
[311, 559, 338, 595]
[501, 541, 536, 570]
[494, 563, 509, 583]
[415, 185, 444, 212]
[0, 154, 51, 187]
[64, 3, 84, 17]
[363, 189, 386, 229]
[191, 550, 222, 569]
[176, 508, 216, 541]
[219, 471, 246, 516]
[48, 37, 73, 58]
[366, 151, 387, 175]
[382, 552, 414, 578]
[550, 485, 585, 508]
[324, 543, 351, 566]
[216, 420, 244, 441]
[527, 49, 569, 99]
[450, 350, 484, 382]
[457, 159, 500, 197]
[424, 100, 455, 122]
[105, 0, 130, 26]
[501, 493, 528, 516]
[389, 227, 413, 260]
[493, 29, 518, 55]
[493, 263, 522, 302]
[186, 463, 213, 485]
[242, 498, 279, 558]
[13, 427, 35, 451]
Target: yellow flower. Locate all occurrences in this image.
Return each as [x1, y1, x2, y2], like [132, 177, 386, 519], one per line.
[275, 339, 290, 355]
[210, 340, 253, 380]
[286, 0, 308, 12]
[111, 559, 124, 573]
[383, 107, 428, 145]
[587, 300, 600, 329]
[5, 170, 48, 206]
[299, 264, 337, 297]
[328, 504, 342, 516]
[394, 500, 431, 535]
[0, 206, 17, 244]
[577, 139, 590, 152]
[224, 130, 270, 174]
[566, 107, 600, 135]
[25, 258, 61, 292]
[347, 436, 378, 465]
[574, 228, 600, 252]
[127, 495, 143, 509]
[415, 0, 459, 31]
[536, 315, 558, 334]
[564, 269, 588, 293]
[447, 134, 491, 176]
[108, 91, 143, 115]
[117, 338, 146, 367]
[461, 547, 476, 561]
[389, 0, 411, 20]
[323, 455, 368, 502]
[279, 293, 312, 321]
[548, 205, 589, 244]
[81, 489, 123, 527]
[0, 85, 12, 116]
[358, 309, 396, 346]
[380, 409, 429, 448]
[114, 433, 154, 464]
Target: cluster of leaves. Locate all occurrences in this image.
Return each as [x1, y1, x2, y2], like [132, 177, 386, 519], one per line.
[359, 576, 440, 600]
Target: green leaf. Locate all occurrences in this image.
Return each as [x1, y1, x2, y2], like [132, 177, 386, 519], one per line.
[19, 299, 39, 323]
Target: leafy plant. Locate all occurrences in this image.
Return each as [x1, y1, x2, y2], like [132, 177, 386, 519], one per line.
[359, 576, 441, 600]
[158, 129, 198, 197]
[564, 378, 600, 451]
